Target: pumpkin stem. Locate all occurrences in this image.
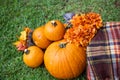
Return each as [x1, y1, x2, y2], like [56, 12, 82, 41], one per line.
[59, 42, 68, 48]
[24, 49, 30, 55]
[51, 20, 57, 27]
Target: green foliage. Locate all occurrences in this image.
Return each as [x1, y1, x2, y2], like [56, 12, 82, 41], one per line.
[0, 0, 120, 80]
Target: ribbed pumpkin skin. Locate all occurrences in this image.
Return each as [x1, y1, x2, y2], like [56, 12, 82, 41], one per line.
[32, 26, 51, 49]
[23, 46, 44, 68]
[44, 41, 86, 79]
[44, 20, 65, 41]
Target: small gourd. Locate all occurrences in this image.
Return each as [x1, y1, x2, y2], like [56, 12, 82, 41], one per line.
[23, 46, 44, 68]
[32, 26, 51, 49]
[44, 20, 65, 41]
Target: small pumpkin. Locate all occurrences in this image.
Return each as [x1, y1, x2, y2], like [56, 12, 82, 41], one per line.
[32, 26, 51, 49]
[44, 40, 86, 79]
[44, 20, 65, 41]
[23, 46, 44, 68]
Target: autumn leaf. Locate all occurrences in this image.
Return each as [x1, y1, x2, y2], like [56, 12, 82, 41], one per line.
[13, 27, 33, 51]
[13, 40, 27, 51]
[19, 31, 27, 41]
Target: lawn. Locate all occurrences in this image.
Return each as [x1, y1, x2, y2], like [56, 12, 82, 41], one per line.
[0, 0, 120, 80]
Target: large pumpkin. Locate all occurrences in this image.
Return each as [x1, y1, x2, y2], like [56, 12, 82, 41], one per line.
[23, 46, 44, 68]
[44, 40, 86, 79]
[32, 26, 51, 49]
[44, 20, 65, 41]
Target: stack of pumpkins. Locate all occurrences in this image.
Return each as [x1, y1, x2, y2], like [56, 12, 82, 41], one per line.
[23, 20, 86, 79]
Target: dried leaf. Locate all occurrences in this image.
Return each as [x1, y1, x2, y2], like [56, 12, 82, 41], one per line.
[13, 40, 27, 51]
[19, 31, 27, 40]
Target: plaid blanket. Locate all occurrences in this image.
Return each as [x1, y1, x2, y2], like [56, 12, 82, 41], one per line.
[87, 22, 120, 80]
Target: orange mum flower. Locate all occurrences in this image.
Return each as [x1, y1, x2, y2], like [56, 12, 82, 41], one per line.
[64, 12, 103, 48]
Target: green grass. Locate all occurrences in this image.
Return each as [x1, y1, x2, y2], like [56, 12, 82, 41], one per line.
[0, 0, 120, 80]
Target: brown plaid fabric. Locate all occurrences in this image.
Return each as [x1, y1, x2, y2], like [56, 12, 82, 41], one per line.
[87, 22, 120, 80]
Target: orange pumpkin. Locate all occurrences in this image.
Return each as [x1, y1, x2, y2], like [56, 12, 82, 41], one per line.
[32, 26, 51, 49]
[44, 40, 86, 79]
[23, 46, 44, 68]
[44, 20, 65, 41]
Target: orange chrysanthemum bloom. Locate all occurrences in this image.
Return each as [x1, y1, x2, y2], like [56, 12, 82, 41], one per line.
[64, 12, 103, 48]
